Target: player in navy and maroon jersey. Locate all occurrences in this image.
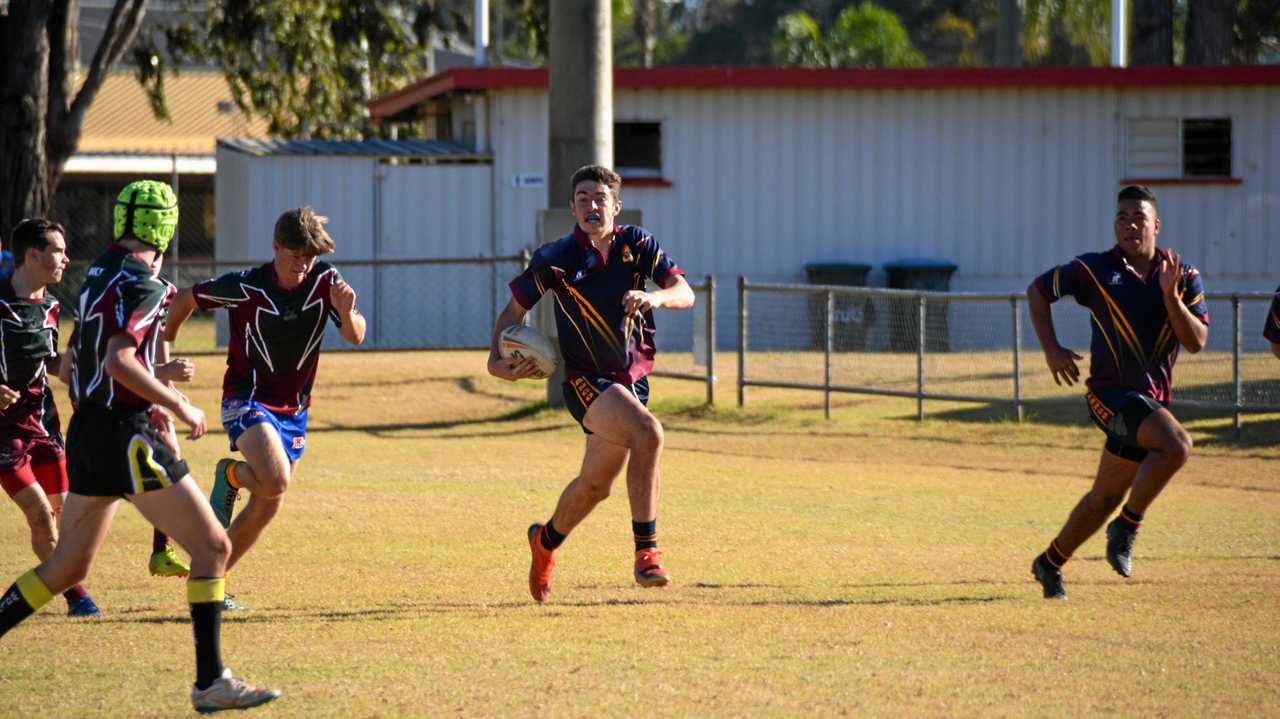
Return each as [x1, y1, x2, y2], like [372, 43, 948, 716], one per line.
[164, 206, 365, 600]
[488, 165, 694, 602]
[1026, 185, 1209, 600]
[1265, 285, 1280, 359]
[0, 219, 99, 617]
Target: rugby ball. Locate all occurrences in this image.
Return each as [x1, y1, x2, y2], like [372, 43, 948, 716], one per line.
[498, 324, 559, 379]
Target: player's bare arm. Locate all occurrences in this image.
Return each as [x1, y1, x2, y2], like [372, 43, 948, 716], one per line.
[329, 279, 366, 345]
[0, 384, 19, 410]
[1026, 281, 1083, 386]
[487, 298, 541, 381]
[622, 274, 695, 316]
[162, 288, 200, 343]
[1158, 253, 1208, 353]
[103, 333, 206, 439]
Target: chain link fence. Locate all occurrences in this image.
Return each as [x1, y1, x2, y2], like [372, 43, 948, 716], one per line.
[50, 255, 529, 353]
[52, 177, 216, 264]
[736, 278, 1280, 428]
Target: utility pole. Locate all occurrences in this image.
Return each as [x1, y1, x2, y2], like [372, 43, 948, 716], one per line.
[543, 0, 612, 406]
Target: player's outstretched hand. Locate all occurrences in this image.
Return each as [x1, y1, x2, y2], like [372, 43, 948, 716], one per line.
[156, 358, 195, 383]
[330, 279, 358, 316]
[488, 355, 543, 382]
[0, 384, 19, 410]
[1044, 344, 1084, 386]
[623, 290, 657, 316]
[174, 401, 207, 440]
[1158, 251, 1184, 298]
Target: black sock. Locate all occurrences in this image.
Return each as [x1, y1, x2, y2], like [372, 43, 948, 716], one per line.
[1119, 505, 1144, 528]
[1043, 540, 1070, 568]
[153, 530, 170, 555]
[62, 584, 88, 602]
[540, 520, 566, 551]
[190, 601, 224, 690]
[633, 519, 657, 551]
[0, 570, 53, 638]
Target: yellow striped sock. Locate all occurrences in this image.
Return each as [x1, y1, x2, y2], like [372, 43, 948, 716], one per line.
[187, 577, 226, 604]
[15, 570, 53, 610]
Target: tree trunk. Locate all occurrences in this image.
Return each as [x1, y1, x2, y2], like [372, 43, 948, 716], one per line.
[635, 0, 657, 68]
[1185, 0, 1234, 65]
[1129, 0, 1174, 65]
[0, 1, 55, 235]
[996, 0, 1023, 67]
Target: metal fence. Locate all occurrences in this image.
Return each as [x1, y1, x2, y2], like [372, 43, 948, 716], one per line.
[649, 276, 717, 405]
[736, 278, 1280, 428]
[51, 254, 529, 351]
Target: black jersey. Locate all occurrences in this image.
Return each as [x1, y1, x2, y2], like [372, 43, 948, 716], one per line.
[0, 280, 60, 437]
[70, 244, 175, 413]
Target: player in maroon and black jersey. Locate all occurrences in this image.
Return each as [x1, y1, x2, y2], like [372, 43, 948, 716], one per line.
[488, 165, 694, 602]
[0, 181, 279, 712]
[0, 219, 99, 617]
[164, 207, 365, 607]
[1026, 185, 1209, 600]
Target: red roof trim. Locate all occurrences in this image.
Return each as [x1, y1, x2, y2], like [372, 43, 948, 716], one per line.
[370, 65, 1280, 119]
[1120, 177, 1244, 186]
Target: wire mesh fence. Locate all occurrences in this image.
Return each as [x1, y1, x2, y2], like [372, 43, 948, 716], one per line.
[649, 276, 717, 405]
[50, 255, 529, 353]
[737, 278, 1280, 427]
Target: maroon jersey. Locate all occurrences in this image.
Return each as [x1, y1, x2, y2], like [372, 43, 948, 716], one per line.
[1265, 285, 1280, 345]
[0, 281, 60, 438]
[193, 261, 345, 413]
[70, 244, 175, 413]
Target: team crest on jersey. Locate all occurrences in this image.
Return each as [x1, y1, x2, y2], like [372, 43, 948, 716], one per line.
[621, 245, 634, 263]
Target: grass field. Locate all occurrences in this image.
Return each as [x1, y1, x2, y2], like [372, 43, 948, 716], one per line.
[0, 348, 1277, 717]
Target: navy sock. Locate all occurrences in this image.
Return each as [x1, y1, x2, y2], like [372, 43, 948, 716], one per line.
[633, 519, 657, 551]
[153, 530, 169, 555]
[1043, 540, 1070, 568]
[540, 520, 566, 551]
[1119, 505, 1144, 528]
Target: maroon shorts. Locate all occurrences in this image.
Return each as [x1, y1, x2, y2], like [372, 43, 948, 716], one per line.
[0, 434, 68, 498]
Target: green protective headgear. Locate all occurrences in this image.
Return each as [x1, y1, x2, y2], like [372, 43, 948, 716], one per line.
[113, 180, 178, 252]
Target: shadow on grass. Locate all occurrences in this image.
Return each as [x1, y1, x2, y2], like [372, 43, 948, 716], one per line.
[307, 400, 566, 439]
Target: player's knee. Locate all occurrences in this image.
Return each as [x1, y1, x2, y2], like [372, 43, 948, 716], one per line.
[258, 470, 290, 499]
[193, 532, 232, 568]
[22, 504, 56, 542]
[1165, 430, 1193, 467]
[631, 416, 664, 452]
[580, 478, 612, 503]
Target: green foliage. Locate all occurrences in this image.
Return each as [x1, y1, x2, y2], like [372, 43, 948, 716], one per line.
[144, 0, 471, 139]
[1022, 0, 1109, 64]
[772, 3, 924, 68]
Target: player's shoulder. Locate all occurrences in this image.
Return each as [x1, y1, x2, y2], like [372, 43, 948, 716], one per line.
[535, 235, 580, 265]
[615, 224, 657, 251]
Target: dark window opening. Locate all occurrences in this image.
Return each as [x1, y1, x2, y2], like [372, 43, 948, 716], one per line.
[1182, 118, 1231, 177]
[615, 122, 662, 177]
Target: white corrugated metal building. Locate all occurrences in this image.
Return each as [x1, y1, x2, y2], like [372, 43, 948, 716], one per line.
[365, 65, 1280, 352]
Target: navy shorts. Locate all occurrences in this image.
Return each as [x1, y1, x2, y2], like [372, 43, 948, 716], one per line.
[562, 375, 650, 434]
[65, 405, 189, 497]
[221, 400, 308, 464]
[1085, 388, 1165, 462]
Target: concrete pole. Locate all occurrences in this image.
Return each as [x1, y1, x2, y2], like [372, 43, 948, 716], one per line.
[544, 0, 612, 406]
[1112, 0, 1127, 67]
[474, 0, 489, 67]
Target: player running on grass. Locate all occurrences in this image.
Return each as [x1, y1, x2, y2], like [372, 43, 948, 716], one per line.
[488, 164, 694, 602]
[0, 181, 279, 712]
[1027, 184, 1208, 600]
[163, 207, 365, 610]
[0, 219, 100, 617]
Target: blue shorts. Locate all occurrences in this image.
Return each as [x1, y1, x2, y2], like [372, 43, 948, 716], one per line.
[1085, 388, 1165, 462]
[562, 375, 650, 435]
[221, 400, 308, 464]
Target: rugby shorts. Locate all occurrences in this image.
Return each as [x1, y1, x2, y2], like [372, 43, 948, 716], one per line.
[1085, 388, 1166, 462]
[65, 405, 190, 496]
[562, 375, 650, 435]
[222, 399, 309, 464]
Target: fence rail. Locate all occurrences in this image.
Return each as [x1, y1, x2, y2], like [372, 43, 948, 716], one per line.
[736, 278, 1279, 429]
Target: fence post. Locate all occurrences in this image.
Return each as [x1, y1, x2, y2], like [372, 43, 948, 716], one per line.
[916, 294, 926, 421]
[1233, 295, 1242, 432]
[706, 275, 716, 406]
[737, 276, 747, 408]
[824, 290, 833, 420]
[1012, 295, 1024, 422]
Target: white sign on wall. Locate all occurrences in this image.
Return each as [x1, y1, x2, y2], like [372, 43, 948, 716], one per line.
[511, 173, 546, 189]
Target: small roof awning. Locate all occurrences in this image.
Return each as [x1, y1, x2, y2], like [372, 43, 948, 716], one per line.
[217, 137, 489, 161]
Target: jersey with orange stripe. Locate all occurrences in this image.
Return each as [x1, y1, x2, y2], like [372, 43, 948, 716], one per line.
[1265, 285, 1280, 345]
[1033, 247, 1207, 402]
[509, 224, 684, 383]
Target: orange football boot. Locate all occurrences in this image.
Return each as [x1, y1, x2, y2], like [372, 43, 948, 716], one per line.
[634, 547, 670, 588]
[527, 524, 557, 602]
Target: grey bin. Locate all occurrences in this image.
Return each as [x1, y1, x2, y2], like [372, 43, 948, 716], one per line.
[803, 262, 873, 351]
[883, 258, 958, 353]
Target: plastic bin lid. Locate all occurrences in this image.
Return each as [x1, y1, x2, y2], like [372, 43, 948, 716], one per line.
[803, 261, 872, 271]
[882, 257, 958, 271]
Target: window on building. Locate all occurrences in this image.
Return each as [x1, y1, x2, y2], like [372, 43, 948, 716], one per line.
[615, 122, 662, 178]
[1124, 117, 1232, 179]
